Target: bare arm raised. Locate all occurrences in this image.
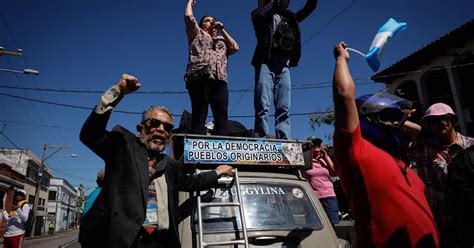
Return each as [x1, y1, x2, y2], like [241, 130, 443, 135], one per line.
[332, 42, 359, 133]
[185, 0, 196, 17]
[295, 0, 318, 22]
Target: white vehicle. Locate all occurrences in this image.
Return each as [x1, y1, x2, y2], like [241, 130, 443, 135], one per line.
[173, 134, 351, 248]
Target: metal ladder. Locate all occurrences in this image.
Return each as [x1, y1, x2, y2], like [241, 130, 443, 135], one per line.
[196, 168, 249, 247]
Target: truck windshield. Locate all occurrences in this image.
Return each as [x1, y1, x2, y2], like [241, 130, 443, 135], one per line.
[194, 183, 323, 232]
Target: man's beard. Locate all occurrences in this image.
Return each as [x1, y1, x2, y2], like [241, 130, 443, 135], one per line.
[140, 132, 167, 153]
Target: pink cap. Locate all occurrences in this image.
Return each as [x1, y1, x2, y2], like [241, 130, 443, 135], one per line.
[421, 103, 455, 123]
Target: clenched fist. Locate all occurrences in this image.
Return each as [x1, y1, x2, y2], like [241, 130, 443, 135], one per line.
[117, 73, 141, 94]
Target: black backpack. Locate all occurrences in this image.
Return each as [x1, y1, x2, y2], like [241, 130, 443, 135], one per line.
[20, 202, 35, 235]
[272, 18, 296, 53]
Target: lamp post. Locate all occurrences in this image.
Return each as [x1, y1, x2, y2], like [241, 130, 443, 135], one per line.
[0, 47, 23, 56]
[31, 144, 76, 237]
[0, 47, 39, 76]
[0, 67, 40, 76]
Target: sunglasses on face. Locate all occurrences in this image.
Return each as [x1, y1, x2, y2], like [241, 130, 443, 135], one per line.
[377, 108, 404, 123]
[143, 118, 174, 132]
[426, 115, 450, 125]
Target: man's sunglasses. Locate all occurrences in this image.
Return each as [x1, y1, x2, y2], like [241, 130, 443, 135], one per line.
[377, 108, 404, 123]
[143, 118, 174, 132]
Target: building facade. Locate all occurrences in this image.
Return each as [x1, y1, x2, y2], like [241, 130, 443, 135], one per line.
[48, 178, 78, 232]
[372, 20, 474, 135]
[0, 148, 52, 236]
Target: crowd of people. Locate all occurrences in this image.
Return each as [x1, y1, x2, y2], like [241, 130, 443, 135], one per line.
[331, 42, 474, 248]
[75, 0, 474, 248]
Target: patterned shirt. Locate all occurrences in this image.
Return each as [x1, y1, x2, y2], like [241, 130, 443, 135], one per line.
[410, 132, 474, 227]
[184, 15, 238, 83]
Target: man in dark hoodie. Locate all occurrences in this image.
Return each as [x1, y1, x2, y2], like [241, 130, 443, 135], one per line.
[251, 0, 317, 139]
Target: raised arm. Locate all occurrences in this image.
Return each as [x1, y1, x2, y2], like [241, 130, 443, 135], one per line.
[2, 210, 9, 221]
[251, 0, 278, 32]
[295, 0, 318, 22]
[320, 149, 337, 176]
[185, 0, 195, 17]
[17, 203, 30, 222]
[79, 74, 140, 159]
[184, 0, 200, 42]
[390, 109, 422, 141]
[403, 120, 422, 140]
[332, 42, 359, 133]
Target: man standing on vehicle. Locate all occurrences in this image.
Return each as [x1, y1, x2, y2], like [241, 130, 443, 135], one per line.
[252, 0, 317, 139]
[79, 74, 234, 248]
[332, 42, 439, 247]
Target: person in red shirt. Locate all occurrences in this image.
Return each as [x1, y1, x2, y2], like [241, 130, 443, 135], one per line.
[332, 42, 439, 248]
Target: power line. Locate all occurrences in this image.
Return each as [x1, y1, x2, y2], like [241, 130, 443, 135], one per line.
[0, 92, 333, 118]
[303, 0, 358, 46]
[0, 81, 377, 94]
[3, 61, 473, 95]
[0, 125, 35, 172]
[371, 62, 474, 80]
[1, 10, 70, 153]
[0, 73, 38, 131]
[50, 168, 95, 182]
[0, 119, 79, 130]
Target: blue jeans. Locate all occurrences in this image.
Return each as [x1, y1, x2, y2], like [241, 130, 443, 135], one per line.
[320, 196, 340, 225]
[254, 63, 291, 139]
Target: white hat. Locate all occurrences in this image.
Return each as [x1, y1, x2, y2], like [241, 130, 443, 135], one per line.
[16, 189, 27, 197]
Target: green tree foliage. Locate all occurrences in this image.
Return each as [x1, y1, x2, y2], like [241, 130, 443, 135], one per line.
[308, 107, 335, 141]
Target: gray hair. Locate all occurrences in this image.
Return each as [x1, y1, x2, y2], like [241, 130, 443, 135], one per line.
[141, 106, 174, 123]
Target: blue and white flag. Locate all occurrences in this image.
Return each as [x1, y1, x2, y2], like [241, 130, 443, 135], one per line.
[365, 18, 407, 72]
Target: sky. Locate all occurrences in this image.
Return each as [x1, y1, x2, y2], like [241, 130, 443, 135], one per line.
[0, 0, 472, 191]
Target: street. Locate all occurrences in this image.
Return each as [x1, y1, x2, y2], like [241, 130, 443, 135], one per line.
[22, 229, 79, 248]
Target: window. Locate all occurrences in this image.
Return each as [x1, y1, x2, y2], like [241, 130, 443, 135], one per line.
[194, 183, 322, 232]
[422, 68, 455, 110]
[28, 195, 35, 205]
[26, 165, 38, 182]
[48, 191, 57, 201]
[0, 190, 5, 209]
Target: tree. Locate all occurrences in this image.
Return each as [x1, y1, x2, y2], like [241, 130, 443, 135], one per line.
[308, 107, 335, 141]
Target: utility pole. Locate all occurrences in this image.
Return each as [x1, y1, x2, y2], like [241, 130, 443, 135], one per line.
[31, 144, 70, 237]
[54, 185, 61, 234]
[0, 46, 40, 76]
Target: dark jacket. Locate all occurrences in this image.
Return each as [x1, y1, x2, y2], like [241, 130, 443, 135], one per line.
[447, 145, 474, 216]
[251, 0, 317, 67]
[79, 111, 219, 248]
